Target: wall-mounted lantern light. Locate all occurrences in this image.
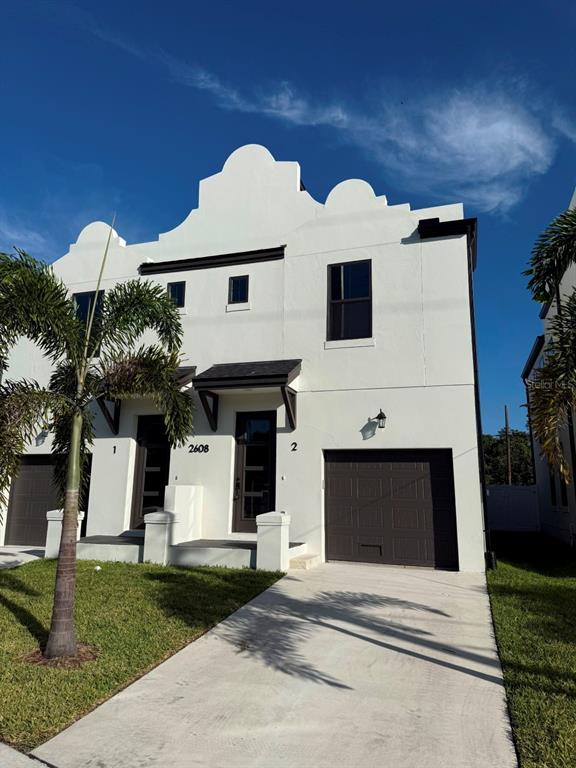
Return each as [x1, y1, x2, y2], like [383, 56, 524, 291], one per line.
[373, 409, 387, 429]
[35, 429, 49, 447]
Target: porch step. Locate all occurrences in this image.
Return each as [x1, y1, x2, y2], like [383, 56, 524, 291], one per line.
[290, 553, 321, 570]
[170, 539, 256, 569]
[77, 535, 143, 564]
[169, 539, 307, 570]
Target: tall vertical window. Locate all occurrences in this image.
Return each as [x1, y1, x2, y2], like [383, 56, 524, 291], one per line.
[167, 281, 186, 308]
[229, 275, 249, 304]
[73, 290, 104, 325]
[327, 260, 372, 341]
[73, 290, 105, 356]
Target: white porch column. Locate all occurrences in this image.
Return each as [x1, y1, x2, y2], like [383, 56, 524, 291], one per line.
[163, 484, 203, 544]
[143, 510, 174, 565]
[256, 511, 291, 572]
[45, 510, 85, 559]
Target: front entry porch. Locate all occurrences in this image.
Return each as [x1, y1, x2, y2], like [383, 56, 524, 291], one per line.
[46, 502, 317, 572]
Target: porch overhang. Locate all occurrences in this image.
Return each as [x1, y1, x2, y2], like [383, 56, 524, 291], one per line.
[192, 359, 302, 431]
[97, 365, 196, 436]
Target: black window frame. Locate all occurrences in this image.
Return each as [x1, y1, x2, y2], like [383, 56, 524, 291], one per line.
[73, 290, 105, 326]
[73, 290, 105, 357]
[167, 281, 186, 309]
[228, 275, 249, 305]
[326, 259, 372, 341]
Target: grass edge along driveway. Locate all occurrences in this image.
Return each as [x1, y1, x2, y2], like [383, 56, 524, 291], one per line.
[487, 533, 576, 768]
[0, 559, 280, 751]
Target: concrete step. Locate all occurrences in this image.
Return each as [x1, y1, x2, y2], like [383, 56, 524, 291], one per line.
[290, 553, 321, 570]
[169, 541, 255, 569]
[77, 536, 143, 564]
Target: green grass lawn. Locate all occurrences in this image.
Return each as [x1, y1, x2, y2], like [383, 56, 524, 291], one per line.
[0, 559, 280, 751]
[488, 533, 576, 768]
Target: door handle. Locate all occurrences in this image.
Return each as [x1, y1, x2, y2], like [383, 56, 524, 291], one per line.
[233, 478, 241, 501]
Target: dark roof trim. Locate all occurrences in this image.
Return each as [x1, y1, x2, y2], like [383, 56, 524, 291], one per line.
[521, 335, 545, 380]
[539, 299, 552, 319]
[174, 365, 196, 386]
[417, 217, 478, 271]
[193, 359, 301, 390]
[139, 245, 285, 276]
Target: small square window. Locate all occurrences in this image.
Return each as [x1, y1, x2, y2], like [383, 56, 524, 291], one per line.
[167, 281, 186, 308]
[229, 275, 249, 304]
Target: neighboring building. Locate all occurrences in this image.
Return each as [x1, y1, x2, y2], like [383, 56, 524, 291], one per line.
[1, 144, 487, 571]
[522, 189, 576, 546]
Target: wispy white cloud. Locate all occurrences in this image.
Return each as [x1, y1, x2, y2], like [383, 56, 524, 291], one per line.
[0, 209, 52, 258]
[156, 57, 571, 212]
[35, 3, 576, 212]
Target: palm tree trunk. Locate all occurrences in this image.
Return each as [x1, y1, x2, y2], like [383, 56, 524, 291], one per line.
[44, 410, 83, 658]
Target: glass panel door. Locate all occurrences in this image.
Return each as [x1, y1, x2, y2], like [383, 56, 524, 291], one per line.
[233, 411, 277, 533]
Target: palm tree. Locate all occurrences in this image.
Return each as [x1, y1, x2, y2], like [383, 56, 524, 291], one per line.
[525, 207, 576, 480]
[0, 232, 193, 658]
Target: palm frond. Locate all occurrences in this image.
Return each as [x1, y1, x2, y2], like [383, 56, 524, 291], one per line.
[524, 207, 576, 302]
[528, 291, 576, 481]
[98, 345, 194, 446]
[0, 379, 65, 508]
[0, 250, 83, 371]
[96, 280, 182, 357]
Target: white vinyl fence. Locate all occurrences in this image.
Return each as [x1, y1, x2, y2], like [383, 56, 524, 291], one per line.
[486, 484, 540, 532]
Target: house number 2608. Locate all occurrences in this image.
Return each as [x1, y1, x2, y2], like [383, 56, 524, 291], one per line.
[189, 444, 209, 453]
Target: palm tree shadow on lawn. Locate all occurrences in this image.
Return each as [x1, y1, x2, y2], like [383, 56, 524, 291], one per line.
[0, 572, 47, 647]
[146, 570, 504, 690]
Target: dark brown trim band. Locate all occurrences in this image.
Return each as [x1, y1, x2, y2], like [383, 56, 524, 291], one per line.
[139, 246, 285, 276]
[521, 335, 545, 381]
[417, 217, 477, 271]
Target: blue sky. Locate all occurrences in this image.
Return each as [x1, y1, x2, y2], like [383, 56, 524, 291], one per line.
[2, 0, 575, 433]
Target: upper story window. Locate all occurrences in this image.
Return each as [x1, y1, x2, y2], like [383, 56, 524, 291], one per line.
[167, 281, 186, 308]
[73, 290, 105, 326]
[327, 260, 372, 341]
[229, 275, 249, 304]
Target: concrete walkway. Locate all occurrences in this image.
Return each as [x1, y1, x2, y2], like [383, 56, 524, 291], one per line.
[0, 546, 44, 570]
[33, 563, 517, 768]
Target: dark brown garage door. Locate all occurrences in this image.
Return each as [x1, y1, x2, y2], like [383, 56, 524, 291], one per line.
[325, 449, 458, 569]
[5, 456, 60, 546]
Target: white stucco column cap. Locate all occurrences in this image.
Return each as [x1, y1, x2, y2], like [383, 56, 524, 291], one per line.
[46, 509, 85, 521]
[144, 510, 175, 525]
[256, 511, 291, 526]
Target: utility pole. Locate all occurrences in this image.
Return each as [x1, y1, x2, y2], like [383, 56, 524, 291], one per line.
[504, 405, 512, 485]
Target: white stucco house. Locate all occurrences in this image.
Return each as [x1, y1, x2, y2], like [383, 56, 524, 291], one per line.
[522, 189, 576, 546]
[2, 144, 488, 571]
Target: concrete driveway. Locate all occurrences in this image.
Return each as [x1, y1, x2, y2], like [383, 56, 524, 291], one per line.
[33, 563, 517, 768]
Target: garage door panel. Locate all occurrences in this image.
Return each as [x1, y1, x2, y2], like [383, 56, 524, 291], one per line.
[391, 506, 429, 531]
[356, 477, 382, 499]
[5, 457, 59, 546]
[324, 449, 458, 569]
[326, 476, 354, 498]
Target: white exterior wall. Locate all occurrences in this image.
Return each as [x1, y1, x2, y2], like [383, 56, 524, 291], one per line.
[4, 145, 486, 570]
